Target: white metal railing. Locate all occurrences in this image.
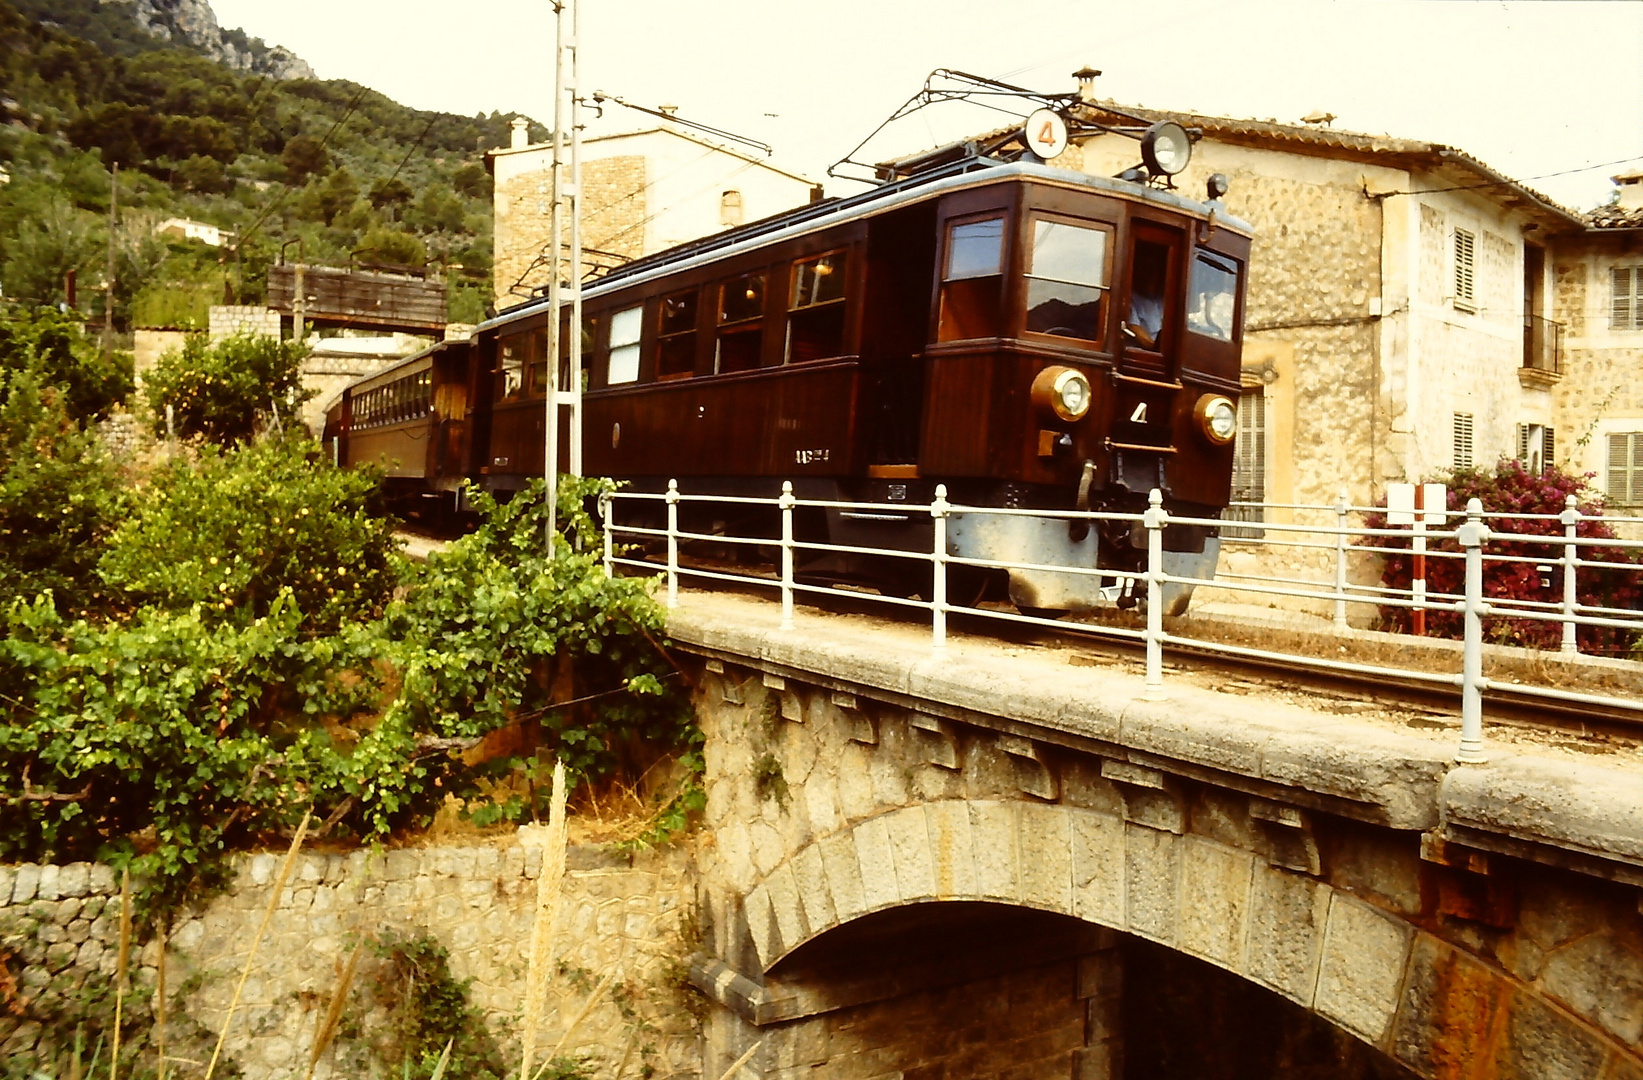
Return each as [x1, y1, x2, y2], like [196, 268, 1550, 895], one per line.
[596, 483, 1643, 765]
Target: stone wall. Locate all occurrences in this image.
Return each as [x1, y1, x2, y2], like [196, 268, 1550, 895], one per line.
[1, 840, 702, 1079]
[493, 154, 648, 305]
[208, 305, 282, 340]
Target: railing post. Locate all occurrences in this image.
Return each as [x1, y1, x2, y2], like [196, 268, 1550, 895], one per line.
[1560, 494, 1580, 656]
[1456, 497, 1489, 764]
[598, 490, 613, 578]
[1333, 488, 1350, 630]
[779, 481, 796, 631]
[664, 479, 680, 610]
[1143, 488, 1167, 701]
[931, 484, 949, 652]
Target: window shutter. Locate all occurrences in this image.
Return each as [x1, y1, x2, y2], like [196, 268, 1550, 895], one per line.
[1608, 433, 1636, 505]
[1454, 229, 1476, 310]
[1516, 424, 1529, 464]
[1541, 426, 1555, 472]
[1453, 412, 1475, 470]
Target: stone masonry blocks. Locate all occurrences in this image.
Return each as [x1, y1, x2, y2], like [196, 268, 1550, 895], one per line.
[886, 806, 938, 903]
[1243, 864, 1330, 1008]
[924, 800, 979, 900]
[790, 844, 836, 935]
[1124, 823, 1181, 947]
[1070, 809, 1126, 930]
[1390, 932, 1509, 1077]
[1314, 892, 1414, 1046]
[818, 829, 868, 926]
[1017, 802, 1073, 914]
[853, 815, 900, 913]
[1176, 838, 1254, 971]
[968, 801, 1022, 903]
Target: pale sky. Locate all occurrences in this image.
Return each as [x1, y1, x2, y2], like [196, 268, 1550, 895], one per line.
[210, 0, 1643, 211]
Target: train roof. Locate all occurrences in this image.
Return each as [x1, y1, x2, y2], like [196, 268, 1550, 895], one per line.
[478, 157, 1254, 335]
[344, 337, 465, 395]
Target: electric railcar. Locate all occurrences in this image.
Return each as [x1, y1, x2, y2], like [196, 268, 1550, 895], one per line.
[325, 151, 1253, 613]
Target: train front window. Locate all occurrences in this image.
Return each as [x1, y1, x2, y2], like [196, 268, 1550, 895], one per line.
[787, 252, 847, 363]
[938, 215, 1004, 342]
[1124, 239, 1171, 351]
[657, 288, 698, 378]
[497, 336, 525, 401]
[1025, 218, 1109, 341]
[1187, 251, 1239, 342]
[717, 272, 766, 373]
[607, 305, 642, 385]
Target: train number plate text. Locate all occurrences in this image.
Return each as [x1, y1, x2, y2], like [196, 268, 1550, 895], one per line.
[794, 448, 831, 465]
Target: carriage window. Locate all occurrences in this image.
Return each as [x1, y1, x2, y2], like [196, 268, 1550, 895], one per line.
[1187, 251, 1239, 342]
[717, 272, 766, 373]
[607, 305, 642, 384]
[497, 335, 526, 401]
[787, 252, 847, 363]
[1025, 218, 1109, 341]
[523, 326, 549, 398]
[657, 288, 699, 378]
[1124, 239, 1171, 351]
[578, 314, 599, 391]
[939, 215, 1005, 342]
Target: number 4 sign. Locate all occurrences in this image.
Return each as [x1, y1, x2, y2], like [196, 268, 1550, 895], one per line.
[1024, 109, 1069, 161]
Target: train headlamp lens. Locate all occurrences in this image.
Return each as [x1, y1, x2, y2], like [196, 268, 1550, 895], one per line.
[1141, 121, 1192, 176]
[1194, 394, 1237, 445]
[1031, 366, 1093, 423]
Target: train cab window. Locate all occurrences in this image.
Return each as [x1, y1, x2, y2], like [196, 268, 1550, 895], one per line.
[716, 272, 765, 373]
[497, 336, 526, 401]
[787, 252, 847, 363]
[1187, 251, 1239, 342]
[607, 305, 642, 385]
[1024, 218, 1109, 341]
[657, 288, 699, 379]
[1124, 238, 1172, 351]
[938, 215, 1004, 342]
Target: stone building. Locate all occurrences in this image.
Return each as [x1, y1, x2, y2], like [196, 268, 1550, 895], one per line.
[1551, 171, 1643, 508]
[488, 115, 817, 306]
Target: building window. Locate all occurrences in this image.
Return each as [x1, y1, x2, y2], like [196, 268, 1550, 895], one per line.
[1224, 388, 1266, 540]
[1453, 228, 1476, 312]
[1453, 412, 1475, 470]
[1517, 423, 1555, 475]
[1607, 433, 1643, 507]
[606, 305, 642, 385]
[1613, 267, 1643, 331]
[720, 190, 743, 227]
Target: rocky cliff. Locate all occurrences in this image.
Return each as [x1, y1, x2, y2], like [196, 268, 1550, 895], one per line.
[98, 0, 314, 79]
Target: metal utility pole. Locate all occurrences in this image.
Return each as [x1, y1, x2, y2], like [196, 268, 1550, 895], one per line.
[103, 162, 118, 353]
[544, 0, 583, 547]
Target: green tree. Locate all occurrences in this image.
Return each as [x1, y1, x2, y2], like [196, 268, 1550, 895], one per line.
[1, 195, 101, 306]
[368, 176, 413, 213]
[280, 132, 329, 183]
[0, 368, 127, 613]
[98, 434, 399, 632]
[0, 305, 133, 421]
[144, 331, 312, 443]
[357, 226, 427, 268]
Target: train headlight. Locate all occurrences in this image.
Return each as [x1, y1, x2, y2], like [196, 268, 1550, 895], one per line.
[1141, 121, 1192, 177]
[1194, 394, 1238, 445]
[1032, 366, 1093, 422]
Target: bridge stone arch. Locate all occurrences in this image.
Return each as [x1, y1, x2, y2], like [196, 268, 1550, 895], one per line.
[682, 639, 1643, 1080]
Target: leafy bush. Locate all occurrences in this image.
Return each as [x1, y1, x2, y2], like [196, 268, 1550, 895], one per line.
[98, 435, 399, 632]
[0, 368, 127, 613]
[369, 931, 506, 1080]
[1362, 459, 1643, 652]
[0, 304, 133, 421]
[144, 331, 312, 443]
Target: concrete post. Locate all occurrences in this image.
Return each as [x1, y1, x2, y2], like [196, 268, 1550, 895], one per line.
[1143, 489, 1166, 700]
[1560, 494, 1580, 655]
[779, 481, 795, 631]
[599, 490, 613, 578]
[1456, 496, 1489, 764]
[931, 485, 949, 652]
[665, 479, 680, 610]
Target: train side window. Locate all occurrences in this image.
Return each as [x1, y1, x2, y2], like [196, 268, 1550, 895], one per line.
[497, 336, 526, 401]
[786, 252, 846, 363]
[525, 326, 549, 398]
[1024, 217, 1109, 341]
[580, 314, 600, 390]
[716, 271, 766, 373]
[1187, 251, 1239, 342]
[607, 305, 642, 384]
[657, 288, 698, 379]
[1124, 239, 1172, 351]
[938, 215, 1004, 342]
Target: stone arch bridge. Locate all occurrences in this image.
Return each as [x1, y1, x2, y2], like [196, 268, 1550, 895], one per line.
[668, 593, 1643, 1080]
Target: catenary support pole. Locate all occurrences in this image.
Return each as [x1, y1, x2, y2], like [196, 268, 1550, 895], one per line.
[544, 0, 567, 546]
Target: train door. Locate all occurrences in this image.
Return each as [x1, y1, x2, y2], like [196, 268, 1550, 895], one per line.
[1111, 220, 1186, 493]
[862, 202, 938, 467]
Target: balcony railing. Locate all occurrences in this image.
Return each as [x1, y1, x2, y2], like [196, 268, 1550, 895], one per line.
[1524, 314, 1565, 375]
